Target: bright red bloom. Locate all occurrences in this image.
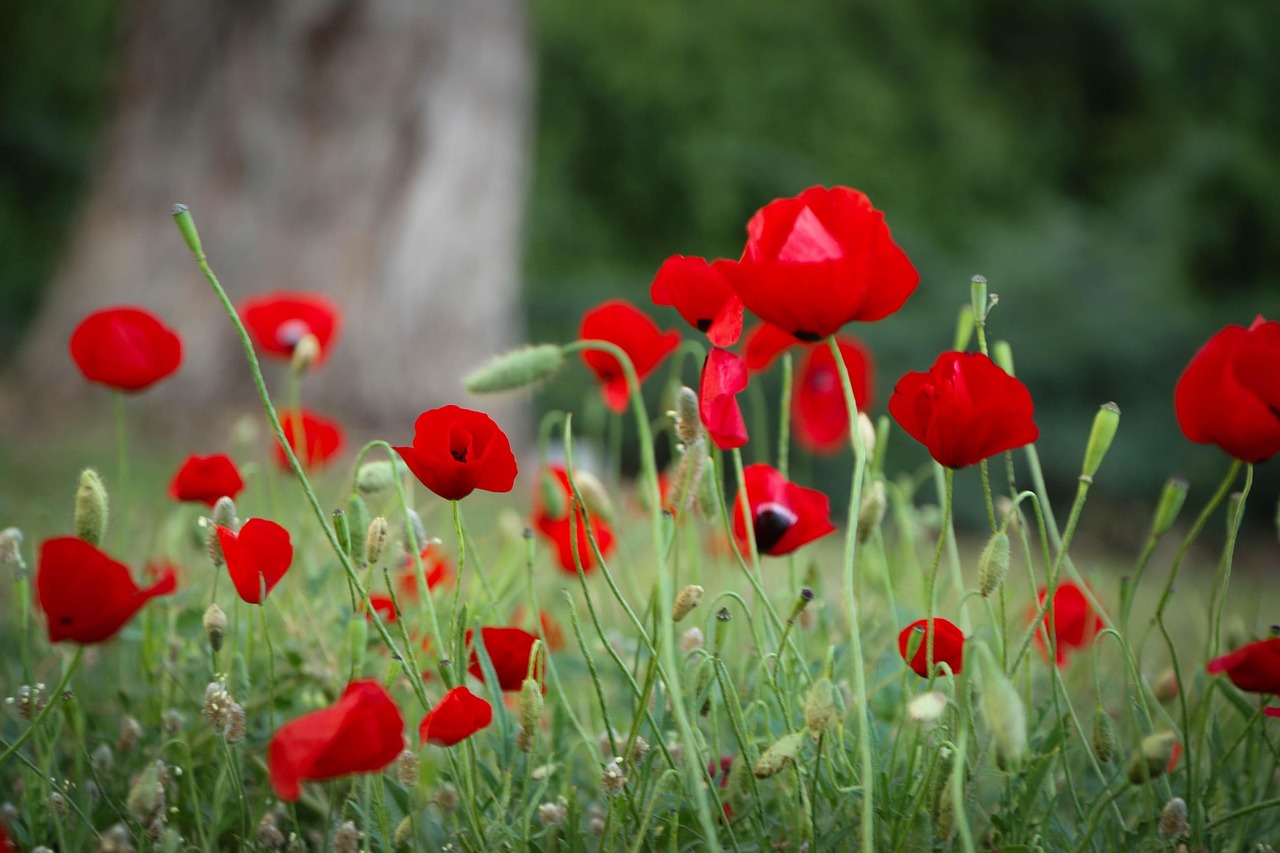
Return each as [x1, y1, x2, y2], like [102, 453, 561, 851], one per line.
[466, 627, 541, 691]
[396, 545, 453, 598]
[743, 322, 801, 372]
[218, 518, 293, 604]
[650, 255, 743, 347]
[732, 464, 835, 556]
[700, 348, 749, 450]
[419, 686, 493, 746]
[395, 405, 518, 501]
[1207, 637, 1280, 695]
[723, 186, 918, 341]
[533, 466, 615, 573]
[898, 618, 965, 677]
[580, 300, 681, 412]
[276, 408, 344, 470]
[795, 337, 874, 455]
[69, 306, 182, 392]
[268, 680, 404, 801]
[168, 453, 244, 507]
[1174, 316, 1280, 463]
[38, 537, 177, 644]
[889, 351, 1039, 469]
[1030, 582, 1103, 666]
[241, 291, 341, 366]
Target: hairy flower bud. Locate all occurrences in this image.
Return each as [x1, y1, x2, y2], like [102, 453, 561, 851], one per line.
[680, 626, 704, 653]
[907, 691, 948, 726]
[857, 412, 878, 462]
[355, 460, 398, 495]
[978, 531, 1011, 597]
[804, 678, 836, 738]
[519, 677, 543, 740]
[977, 643, 1026, 767]
[0, 527, 24, 568]
[332, 508, 351, 557]
[1081, 403, 1120, 480]
[396, 749, 419, 786]
[674, 386, 704, 445]
[669, 437, 707, 511]
[203, 603, 228, 653]
[1153, 668, 1179, 704]
[1091, 709, 1120, 764]
[672, 584, 704, 622]
[465, 344, 565, 393]
[574, 470, 615, 522]
[365, 517, 389, 567]
[1127, 731, 1179, 784]
[74, 468, 108, 546]
[601, 758, 627, 795]
[754, 731, 806, 778]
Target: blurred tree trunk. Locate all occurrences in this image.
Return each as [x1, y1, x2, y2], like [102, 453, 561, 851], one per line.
[13, 0, 531, 435]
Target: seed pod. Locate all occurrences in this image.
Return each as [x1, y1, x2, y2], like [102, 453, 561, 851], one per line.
[465, 344, 565, 393]
[74, 468, 108, 546]
[907, 691, 948, 726]
[978, 531, 1011, 597]
[753, 731, 806, 778]
[672, 585, 704, 622]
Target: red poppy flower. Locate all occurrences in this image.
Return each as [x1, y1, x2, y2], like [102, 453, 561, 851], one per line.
[743, 322, 801, 372]
[580, 300, 681, 412]
[794, 336, 874, 455]
[650, 255, 743, 347]
[898, 618, 965, 677]
[69, 306, 182, 392]
[396, 545, 453, 598]
[1029, 582, 1103, 666]
[1174, 316, 1280, 464]
[700, 348, 749, 450]
[731, 464, 835, 556]
[168, 453, 244, 507]
[268, 679, 404, 801]
[366, 593, 397, 623]
[1207, 637, 1280, 694]
[418, 686, 493, 746]
[37, 538, 177, 644]
[276, 409, 344, 470]
[217, 518, 293, 604]
[889, 351, 1039, 469]
[241, 291, 341, 366]
[395, 405, 518, 502]
[467, 627, 541, 691]
[533, 465, 615, 573]
[722, 186, 918, 341]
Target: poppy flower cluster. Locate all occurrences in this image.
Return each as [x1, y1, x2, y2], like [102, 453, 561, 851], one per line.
[1030, 582, 1103, 666]
[276, 409, 345, 470]
[168, 453, 244, 506]
[898, 617, 965, 677]
[580, 300, 681, 412]
[534, 465, 615, 573]
[395, 405, 518, 501]
[38, 537, 177, 644]
[241, 291, 342, 367]
[69, 306, 183, 392]
[732, 464, 835, 557]
[217, 518, 293, 604]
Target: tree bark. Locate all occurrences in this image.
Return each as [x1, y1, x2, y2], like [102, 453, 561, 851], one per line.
[12, 0, 531, 436]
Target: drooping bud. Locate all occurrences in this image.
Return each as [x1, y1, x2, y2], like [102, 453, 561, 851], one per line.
[1158, 797, 1189, 840]
[1081, 403, 1120, 481]
[346, 496, 371, 560]
[74, 468, 108, 546]
[1152, 668, 1179, 704]
[290, 332, 321, 374]
[365, 517, 389, 567]
[1091, 709, 1120, 764]
[754, 731, 806, 778]
[992, 340, 1015, 376]
[519, 677, 543, 743]
[574, 470, 615, 522]
[976, 643, 1026, 768]
[674, 386, 704, 445]
[356, 460, 397, 495]
[1151, 477, 1189, 538]
[203, 603, 228, 653]
[803, 678, 836, 738]
[996, 496, 1020, 535]
[977, 531, 1011, 597]
[907, 690, 948, 726]
[856, 479, 887, 543]
[672, 584, 704, 622]
[465, 344, 566, 393]
[1126, 731, 1179, 784]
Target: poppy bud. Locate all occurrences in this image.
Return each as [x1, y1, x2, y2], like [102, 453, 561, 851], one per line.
[696, 459, 720, 520]
[976, 643, 1026, 767]
[332, 509, 351, 556]
[674, 386, 704, 445]
[365, 517, 389, 567]
[1081, 403, 1120, 481]
[290, 332, 321, 374]
[347, 613, 368, 673]
[953, 303, 975, 353]
[0, 527, 24, 568]
[574, 471, 615, 522]
[856, 479, 887, 543]
[1126, 731, 1178, 784]
[1091, 709, 1120, 764]
[402, 507, 426, 554]
[74, 468, 108, 547]
[753, 731, 806, 778]
[1152, 477, 1188, 538]
[207, 497, 237, 567]
[992, 340, 1015, 376]
[907, 690, 948, 726]
[346, 496, 371, 559]
[978, 531, 1011, 597]
[356, 460, 399, 495]
[464, 344, 566, 393]
[803, 678, 836, 738]
[996, 496, 1020, 535]
[171, 203, 203, 256]
[672, 584, 704, 622]
[1158, 797, 1189, 840]
[519, 677, 543, 740]
[203, 603, 228, 653]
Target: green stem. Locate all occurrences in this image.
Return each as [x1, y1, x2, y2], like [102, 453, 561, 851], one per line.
[112, 390, 129, 522]
[0, 646, 83, 768]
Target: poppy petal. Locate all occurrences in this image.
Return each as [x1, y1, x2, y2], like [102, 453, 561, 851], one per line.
[69, 306, 182, 392]
[700, 348, 749, 450]
[219, 518, 293, 604]
[419, 686, 493, 746]
[580, 300, 681, 413]
[38, 537, 177, 644]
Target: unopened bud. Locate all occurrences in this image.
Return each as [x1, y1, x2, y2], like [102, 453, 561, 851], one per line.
[207, 497, 237, 567]
[996, 496, 1020, 535]
[674, 386, 704, 445]
[519, 678, 543, 739]
[754, 731, 805, 778]
[978, 531, 1011, 597]
[74, 468, 108, 546]
[696, 457, 719, 519]
[346, 496, 371, 559]
[1152, 477, 1188, 538]
[1091, 709, 1120, 764]
[365, 517, 389, 566]
[203, 603, 228, 653]
[803, 678, 836, 738]
[1158, 797, 1189, 840]
[1153, 668, 1179, 704]
[465, 344, 565, 393]
[856, 480, 887, 543]
[1081, 403, 1120, 480]
[907, 690, 948, 726]
[290, 332, 321, 374]
[1127, 731, 1178, 784]
[346, 614, 368, 673]
[573, 470, 614, 522]
[401, 506, 425, 553]
[356, 460, 398, 495]
[977, 643, 1026, 768]
[332, 509, 351, 556]
[672, 584, 704, 622]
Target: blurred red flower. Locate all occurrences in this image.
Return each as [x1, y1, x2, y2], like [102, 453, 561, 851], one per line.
[276, 408, 344, 470]
[241, 291, 341, 365]
[69, 306, 182, 392]
[217, 518, 293, 604]
[580, 300, 680, 412]
[794, 337, 874, 455]
[419, 686, 493, 746]
[168, 453, 244, 507]
[898, 617, 965, 677]
[1030, 582, 1103, 666]
[268, 680, 404, 801]
[699, 348, 749, 450]
[1207, 637, 1280, 694]
[1174, 315, 1280, 463]
[366, 593, 397, 623]
[722, 186, 918, 341]
[467, 626, 541, 691]
[512, 606, 567, 652]
[732, 464, 835, 556]
[533, 465, 615, 573]
[889, 351, 1038, 469]
[38, 537, 177, 644]
[396, 544, 453, 598]
[742, 321, 801, 372]
[395, 405, 518, 501]
[650, 255, 743, 347]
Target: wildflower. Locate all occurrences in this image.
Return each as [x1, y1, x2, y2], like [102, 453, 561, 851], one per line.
[889, 351, 1039, 468]
[394, 405, 518, 501]
[332, 821, 360, 853]
[168, 454, 244, 507]
[418, 686, 493, 747]
[601, 757, 627, 795]
[275, 408, 344, 470]
[240, 291, 341, 366]
[37, 537, 176, 644]
[538, 802, 568, 827]
[580, 300, 680, 412]
[467, 627, 541, 691]
[732, 464, 836, 556]
[395, 749, 419, 785]
[742, 321, 800, 372]
[649, 254, 743, 346]
[1126, 731, 1180, 784]
[699, 347, 749, 449]
[1030, 582, 1103, 666]
[0, 527, 23, 568]
[267, 680, 405, 801]
[898, 618, 965, 677]
[216, 518, 293, 604]
[69, 306, 182, 392]
[533, 466, 615, 573]
[365, 594, 397, 624]
[1206, 636, 1280, 694]
[794, 336, 875, 454]
[1174, 315, 1280, 463]
[1158, 797, 1189, 840]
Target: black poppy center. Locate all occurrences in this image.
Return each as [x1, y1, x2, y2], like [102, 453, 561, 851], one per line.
[793, 330, 822, 343]
[752, 502, 799, 553]
[696, 318, 712, 333]
[449, 430, 473, 464]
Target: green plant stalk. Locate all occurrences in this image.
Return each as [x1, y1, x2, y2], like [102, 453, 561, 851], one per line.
[922, 468, 954, 673]
[778, 350, 793, 478]
[1207, 463, 1252, 660]
[112, 389, 128, 526]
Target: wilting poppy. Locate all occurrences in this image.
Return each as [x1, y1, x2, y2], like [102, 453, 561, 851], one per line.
[700, 348, 749, 450]
[580, 300, 681, 412]
[1174, 316, 1280, 464]
[743, 322, 801, 372]
[218, 518, 293, 604]
[794, 336, 874, 455]
[419, 686, 493, 746]
[731, 464, 835, 556]
[168, 453, 244, 507]
[722, 186, 918, 342]
[276, 409, 344, 470]
[898, 618, 965, 677]
[533, 465, 615, 573]
[1207, 637, 1280, 695]
[467, 627, 541, 691]
[241, 291, 341, 366]
[38, 538, 177, 644]
[268, 680, 404, 801]
[889, 351, 1039, 469]
[69, 306, 182, 392]
[396, 545, 453, 598]
[650, 255, 743, 347]
[394, 405, 517, 501]
[1030, 582, 1103, 666]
